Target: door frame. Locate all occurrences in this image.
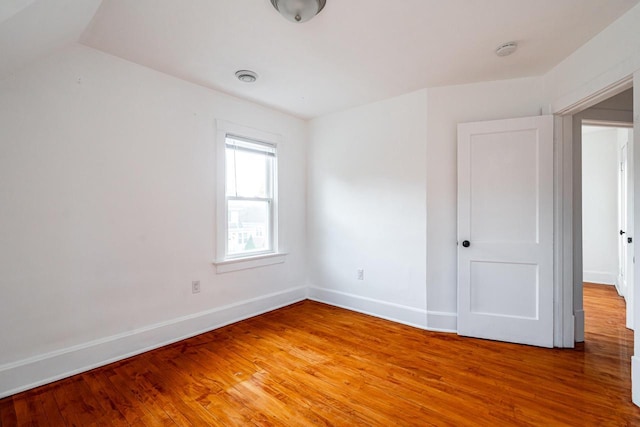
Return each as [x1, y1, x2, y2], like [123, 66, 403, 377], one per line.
[555, 74, 635, 347]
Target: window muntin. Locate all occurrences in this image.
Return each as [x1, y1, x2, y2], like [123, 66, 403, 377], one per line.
[225, 135, 276, 258]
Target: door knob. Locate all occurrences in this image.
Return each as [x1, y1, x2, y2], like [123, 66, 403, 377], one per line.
[462, 240, 470, 248]
[620, 230, 626, 235]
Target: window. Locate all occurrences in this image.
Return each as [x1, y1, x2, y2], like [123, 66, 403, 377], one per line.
[214, 120, 285, 273]
[225, 135, 276, 258]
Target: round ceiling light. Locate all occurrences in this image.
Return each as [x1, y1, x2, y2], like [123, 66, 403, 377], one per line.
[270, 0, 326, 23]
[235, 70, 258, 83]
[496, 42, 518, 57]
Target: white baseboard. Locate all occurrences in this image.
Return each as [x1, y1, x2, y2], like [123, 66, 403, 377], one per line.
[427, 311, 457, 333]
[308, 287, 457, 333]
[633, 356, 640, 407]
[615, 277, 625, 297]
[0, 286, 307, 399]
[583, 271, 617, 286]
[308, 287, 427, 329]
[575, 308, 585, 343]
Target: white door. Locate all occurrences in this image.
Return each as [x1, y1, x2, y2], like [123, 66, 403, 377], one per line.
[620, 128, 635, 330]
[457, 115, 554, 348]
[619, 143, 629, 297]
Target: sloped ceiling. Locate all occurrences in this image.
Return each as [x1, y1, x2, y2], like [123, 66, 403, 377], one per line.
[2, 0, 639, 118]
[0, 0, 102, 79]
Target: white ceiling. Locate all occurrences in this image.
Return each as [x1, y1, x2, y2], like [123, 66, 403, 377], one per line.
[3, 1, 639, 119]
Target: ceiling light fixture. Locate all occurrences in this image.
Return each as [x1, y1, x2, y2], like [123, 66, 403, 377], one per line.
[235, 70, 258, 83]
[495, 42, 518, 57]
[270, 0, 326, 23]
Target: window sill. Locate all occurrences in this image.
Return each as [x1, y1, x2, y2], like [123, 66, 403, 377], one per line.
[213, 253, 287, 274]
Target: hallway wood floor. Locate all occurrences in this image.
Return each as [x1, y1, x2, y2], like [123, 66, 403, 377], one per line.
[1, 283, 639, 426]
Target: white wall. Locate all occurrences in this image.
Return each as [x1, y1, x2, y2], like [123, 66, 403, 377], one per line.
[307, 78, 547, 333]
[426, 77, 548, 330]
[582, 128, 620, 285]
[307, 90, 428, 328]
[0, 43, 308, 397]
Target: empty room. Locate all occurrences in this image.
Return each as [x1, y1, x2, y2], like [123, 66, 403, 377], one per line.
[2, 0, 640, 425]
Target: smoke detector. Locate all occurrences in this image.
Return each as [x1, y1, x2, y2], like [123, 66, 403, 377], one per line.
[495, 42, 518, 57]
[235, 70, 258, 83]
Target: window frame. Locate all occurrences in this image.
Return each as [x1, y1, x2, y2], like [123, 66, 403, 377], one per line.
[214, 120, 286, 273]
[224, 134, 276, 259]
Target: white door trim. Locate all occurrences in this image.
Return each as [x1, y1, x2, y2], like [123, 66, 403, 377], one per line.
[555, 76, 633, 116]
[554, 115, 575, 347]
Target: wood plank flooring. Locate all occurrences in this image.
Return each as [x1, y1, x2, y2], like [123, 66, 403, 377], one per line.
[1, 283, 639, 426]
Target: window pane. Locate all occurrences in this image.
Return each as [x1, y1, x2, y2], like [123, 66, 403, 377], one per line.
[227, 200, 271, 255]
[226, 147, 272, 198]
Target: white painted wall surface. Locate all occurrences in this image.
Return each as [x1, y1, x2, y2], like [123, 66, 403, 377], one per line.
[0, 43, 308, 396]
[426, 77, 547, 330]
[307, 90, 428, 328]
[582, 128, 620, 285]
[307, 78, 547, 333]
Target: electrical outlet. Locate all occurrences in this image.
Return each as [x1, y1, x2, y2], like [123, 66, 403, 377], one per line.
[192, 280, 201, 294]
[357, 269, 364, 280]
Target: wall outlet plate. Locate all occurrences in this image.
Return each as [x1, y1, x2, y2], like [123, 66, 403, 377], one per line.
[192, 280, 201, 293]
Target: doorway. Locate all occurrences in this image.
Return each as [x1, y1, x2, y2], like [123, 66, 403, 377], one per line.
[582, 123, 634, 329]
[572, 87, 635, 342]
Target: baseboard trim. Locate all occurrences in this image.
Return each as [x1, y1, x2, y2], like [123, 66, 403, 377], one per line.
[633, 356, 640, 407]
[427, 311, 458, 333]
[308, 287, 457, 333]
[308, 287, 427, 329]
[583, 271, 617, 286]
[0, 286, 307, 399]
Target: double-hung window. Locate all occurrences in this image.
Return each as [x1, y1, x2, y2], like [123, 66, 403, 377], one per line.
[214, 120, 285, 273]
[224, 134, 276, 258]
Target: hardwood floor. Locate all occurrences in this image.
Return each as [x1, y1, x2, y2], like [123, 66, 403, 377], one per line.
[1, 283, 639, 426]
